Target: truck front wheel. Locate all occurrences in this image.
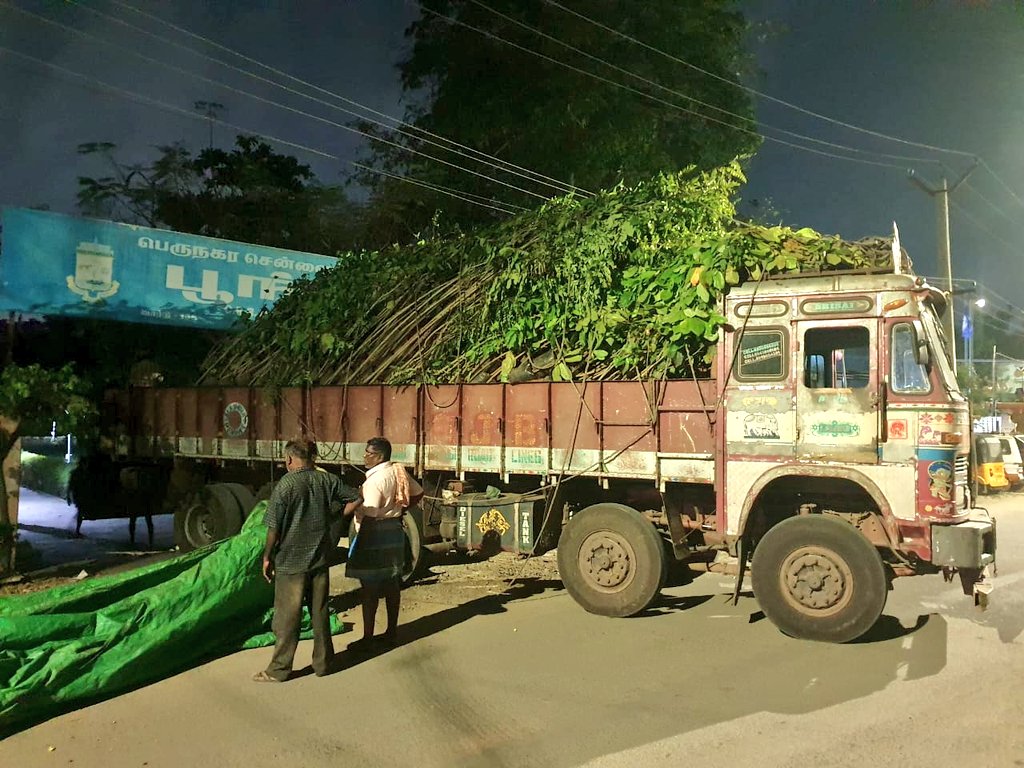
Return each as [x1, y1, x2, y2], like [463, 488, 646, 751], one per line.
[751, 514, 887, 643]
[557, 503, 667, 617]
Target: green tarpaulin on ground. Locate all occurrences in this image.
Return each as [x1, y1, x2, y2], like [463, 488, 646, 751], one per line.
[0, 502, 347, 737]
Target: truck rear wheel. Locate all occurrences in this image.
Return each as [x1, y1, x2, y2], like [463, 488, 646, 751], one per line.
[557, 503, 667, 617]
[221, 483, 257, 520]
[401, 509, 424, 584]
[173, 483, 244, 551]
[751, 514, 887, 643]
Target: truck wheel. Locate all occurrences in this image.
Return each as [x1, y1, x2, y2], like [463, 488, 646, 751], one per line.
[173, 483, 244, 551]
[221, 483, 257, 519]
[557, 503, 667, 617]
[751, 514, 887, 643]
[401, 509, 425, 585]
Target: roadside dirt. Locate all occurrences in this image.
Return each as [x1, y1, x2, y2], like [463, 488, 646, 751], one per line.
[330, 547, 564, 630]
[0, 575, 78, 597]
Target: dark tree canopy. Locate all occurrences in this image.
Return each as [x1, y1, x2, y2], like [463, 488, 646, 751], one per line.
[77, 136, 360, 254]
[358, 0, 759, 239]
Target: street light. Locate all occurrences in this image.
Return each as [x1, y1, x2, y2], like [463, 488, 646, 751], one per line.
[968, 296, 985, 371]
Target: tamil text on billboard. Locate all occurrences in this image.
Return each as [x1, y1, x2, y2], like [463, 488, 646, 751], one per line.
[0, 207, 336, 328]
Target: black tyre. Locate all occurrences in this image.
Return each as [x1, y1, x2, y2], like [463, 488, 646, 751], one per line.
[401, 508, 425, 584]
[173, 483, 244, 551]
[222, 483, 257, 519]
[751, 514, 887, 643]
[557, 503, 667, 617]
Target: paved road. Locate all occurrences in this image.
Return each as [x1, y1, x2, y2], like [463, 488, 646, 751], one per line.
[2, 495, 1021, 768]
[15, 488, 174, 570]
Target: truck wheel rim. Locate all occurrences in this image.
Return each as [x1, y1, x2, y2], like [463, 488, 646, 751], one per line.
[186, 504, 214, 547]
[579, 530, 635, 592]
[779, 545, 853, 617]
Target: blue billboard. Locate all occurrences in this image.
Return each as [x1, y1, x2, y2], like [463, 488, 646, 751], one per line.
[0, 208, 337, 328]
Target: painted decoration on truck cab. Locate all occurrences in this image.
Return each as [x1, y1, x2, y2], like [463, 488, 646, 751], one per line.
[916, 448, 957, 515]
[743, 413, 780, 439]
[918, 411, 957, 445]
[888, 419, 908, 440]
[927, 460, 953, 501]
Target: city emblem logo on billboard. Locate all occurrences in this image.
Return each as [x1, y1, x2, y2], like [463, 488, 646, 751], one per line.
[66, 241, 120, 303]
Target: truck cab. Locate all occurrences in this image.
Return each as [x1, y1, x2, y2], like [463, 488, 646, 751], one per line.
[716, 270, 994, 640]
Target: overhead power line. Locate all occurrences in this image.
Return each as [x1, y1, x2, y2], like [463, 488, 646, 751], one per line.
[541, 0, 1024, 223]
[541, 0, 978, 161]
[411, 1, 927, 172]
[466, 0, 941, 167]
[978, 157, 1024, 216]
[961, 179, 1022, 234]
[76, 0, 592, 198]
[0, 0, 556, 204]
[0, 44, 522, 217]
[351, 163, 525, 215]
[950, 199, 1022, 259]
[0, 44, 331, 159]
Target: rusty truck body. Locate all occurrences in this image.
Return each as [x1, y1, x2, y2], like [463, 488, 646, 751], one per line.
[97, 268, 996, 643]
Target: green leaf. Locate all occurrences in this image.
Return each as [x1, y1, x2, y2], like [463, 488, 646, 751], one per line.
[499, 351, 517, 382]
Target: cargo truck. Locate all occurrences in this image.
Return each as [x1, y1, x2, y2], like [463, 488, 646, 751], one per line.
[91, 267, 996, 643]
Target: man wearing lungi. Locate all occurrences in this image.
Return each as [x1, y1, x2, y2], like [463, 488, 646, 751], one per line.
[346, 436, 423, 652]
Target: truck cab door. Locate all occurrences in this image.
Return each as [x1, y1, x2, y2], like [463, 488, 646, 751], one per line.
[795, 320, 879, 464]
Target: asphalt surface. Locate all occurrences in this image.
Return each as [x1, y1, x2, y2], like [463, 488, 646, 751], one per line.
[14, 487, 175, 571]
[1, 494, 1021, 768]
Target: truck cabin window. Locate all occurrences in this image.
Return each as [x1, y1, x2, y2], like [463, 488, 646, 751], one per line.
[736, 329, 787, 381]
[803, 327, 869, 389]
[891, 323, 930, 394]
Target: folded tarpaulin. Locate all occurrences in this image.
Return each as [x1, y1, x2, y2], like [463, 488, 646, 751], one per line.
[0, 501, 347, 737]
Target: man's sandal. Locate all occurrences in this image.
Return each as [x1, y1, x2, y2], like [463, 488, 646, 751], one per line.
[252, 670, 283, 683]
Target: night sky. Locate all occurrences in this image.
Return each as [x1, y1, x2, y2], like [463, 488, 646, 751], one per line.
[2, 0, 1023, 323]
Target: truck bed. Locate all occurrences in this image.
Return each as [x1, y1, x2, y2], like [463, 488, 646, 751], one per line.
[106, 380, 718, 486]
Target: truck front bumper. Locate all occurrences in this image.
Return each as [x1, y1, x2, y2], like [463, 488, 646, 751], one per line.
[932, 516, 996, 569]
[931, 515, 996, 607]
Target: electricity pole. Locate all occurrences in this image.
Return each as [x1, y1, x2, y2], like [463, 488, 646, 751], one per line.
[193, 101, 225, 149]
[909, 160, 978, 376]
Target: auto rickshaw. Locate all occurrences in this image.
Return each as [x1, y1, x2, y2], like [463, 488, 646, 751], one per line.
[974, 434, 1009, 494]
[997, 435, 1024, 489]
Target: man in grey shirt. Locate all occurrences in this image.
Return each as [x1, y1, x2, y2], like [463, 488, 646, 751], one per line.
[254, 438, 360, 682]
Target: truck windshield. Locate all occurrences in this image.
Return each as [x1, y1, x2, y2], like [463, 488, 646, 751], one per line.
[920, 303, 960, 395]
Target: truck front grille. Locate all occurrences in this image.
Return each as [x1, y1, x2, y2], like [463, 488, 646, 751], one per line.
[955, 455, 969, 486]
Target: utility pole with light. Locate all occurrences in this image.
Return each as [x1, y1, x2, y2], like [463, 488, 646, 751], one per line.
[969, 296, 985, 371]
[193, 100, 225, 149]
[909, 160, 979, 375]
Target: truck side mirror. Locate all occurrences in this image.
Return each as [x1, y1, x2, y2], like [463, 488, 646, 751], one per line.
[912, 320, 931, 367]
[916, 340, 931, 368]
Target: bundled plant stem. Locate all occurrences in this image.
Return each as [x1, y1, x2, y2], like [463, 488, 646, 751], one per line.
[200, 162, 894, 387]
